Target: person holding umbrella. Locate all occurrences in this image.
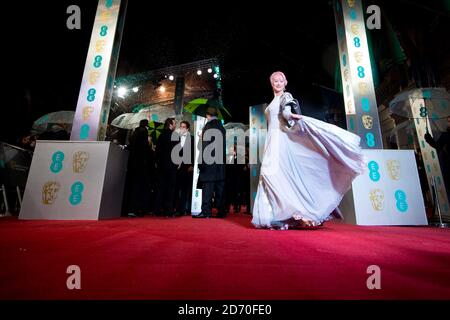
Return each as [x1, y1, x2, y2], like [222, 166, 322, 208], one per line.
[194, 106, 227, 218]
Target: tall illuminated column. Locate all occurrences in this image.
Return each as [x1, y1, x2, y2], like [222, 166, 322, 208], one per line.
[191, 116, 207, 216]
[333, 0, 427, 226]
[334, 0, 383, 149]
[248, 104, 267, 213]
[70, 0, 127, 141]
[409, 91, 450, 218]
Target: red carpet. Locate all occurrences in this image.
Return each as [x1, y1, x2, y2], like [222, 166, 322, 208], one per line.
[0, 214, 449, 300]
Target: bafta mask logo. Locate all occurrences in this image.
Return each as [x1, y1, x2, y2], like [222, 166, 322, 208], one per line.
[344, 69, 349, 81]
[359, 82, 368, 95]
[354, 52, 364, 63]
[369, 189, 385, 211]
[433, 163, 439, 173]
[95, 40, 106, 53]
[347, 0, 355, 7]
[89, 72, 100, 85]
[42, 181, 61, 205]
[386, 160, 400, 181]
[346, 100, 355, 114]
[351, 24, 360, 35]
[97, 127, 106, 140]
[73, 151, 89, 173]
[82, 107, 94, 121]
[362, 115, 373, 129]
[98, 10, 112, 23]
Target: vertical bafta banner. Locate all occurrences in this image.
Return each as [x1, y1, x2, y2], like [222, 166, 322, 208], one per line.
[249, 104, 267, 213]
[70, 0, 126, 141]
[191, 116, 207, 215]
[334, 0, 383, 149]
[334, 0, 426, 225]
[410, 92, 450, 218]
[334, 0, 357, 133]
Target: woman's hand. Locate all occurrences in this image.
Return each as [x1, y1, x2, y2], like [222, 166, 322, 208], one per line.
[291, 114, 302, 120]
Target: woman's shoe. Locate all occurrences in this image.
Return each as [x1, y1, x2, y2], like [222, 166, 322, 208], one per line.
[297, 218, 322, 230]
[192, 213, 211, 218]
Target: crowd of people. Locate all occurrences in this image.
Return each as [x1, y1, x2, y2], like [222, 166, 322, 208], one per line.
[123, 107, 250, 218]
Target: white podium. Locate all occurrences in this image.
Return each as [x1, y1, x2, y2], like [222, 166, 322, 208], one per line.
[19, 141, 128, 220]
[340, 149, 428, 225]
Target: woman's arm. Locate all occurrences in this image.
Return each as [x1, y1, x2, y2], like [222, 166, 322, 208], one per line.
[282, 104, 293, 121]
[282, 105, 302, 120]
[281, 92, 302, 122]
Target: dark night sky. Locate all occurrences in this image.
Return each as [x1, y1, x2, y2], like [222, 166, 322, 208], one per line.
[3, 0, 448, 144]
[3, 1, 339, 142]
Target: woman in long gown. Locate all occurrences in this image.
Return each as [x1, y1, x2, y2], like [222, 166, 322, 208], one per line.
[252, 71, 366, 230]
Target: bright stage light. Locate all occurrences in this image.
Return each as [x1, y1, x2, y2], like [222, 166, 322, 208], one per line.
[117, 87, 128, 97]
[169, 75, 174, 81]
[207, 68, 212, 73]
[159, 86, 166, 93]
[213, 74, 218, 79]
[197, 70, 202, 75]
[132, 87, 139, 93]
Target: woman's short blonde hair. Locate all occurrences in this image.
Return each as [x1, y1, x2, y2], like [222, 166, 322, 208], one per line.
[270, 71, 287, 85]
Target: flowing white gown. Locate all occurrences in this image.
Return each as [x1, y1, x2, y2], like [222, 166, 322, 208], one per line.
[252, 94, 366, 229]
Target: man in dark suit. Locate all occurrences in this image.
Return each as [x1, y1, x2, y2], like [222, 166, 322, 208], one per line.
[194, 107, 227, 218]
[126, 119, 152, 217]
[175, 121, 194, 215]
[154, 117, 178, 217]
